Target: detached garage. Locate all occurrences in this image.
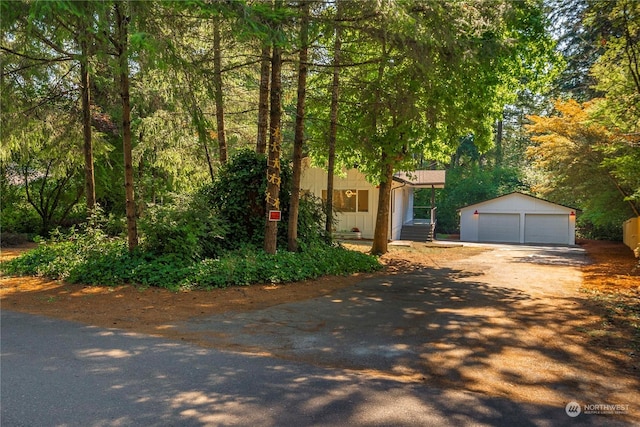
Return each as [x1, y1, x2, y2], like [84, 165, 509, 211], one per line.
[460, 192, 577, 245]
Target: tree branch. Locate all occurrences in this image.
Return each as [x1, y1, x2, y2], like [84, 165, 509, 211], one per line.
[0, 46, 72, 63]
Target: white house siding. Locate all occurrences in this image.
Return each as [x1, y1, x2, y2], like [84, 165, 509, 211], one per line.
[460, 193, 576, 245]
[390, 184, 410, 240]
[300, 165, 379, 239]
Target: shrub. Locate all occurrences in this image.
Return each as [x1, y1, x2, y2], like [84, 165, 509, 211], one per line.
[138, 194, 228, 261]
[2, 239, 381, 291]
[203, 149, 296, 249]
[183, 244, 381, 289]
[0, 201, 41, 235]
[295, 194, 332, 249]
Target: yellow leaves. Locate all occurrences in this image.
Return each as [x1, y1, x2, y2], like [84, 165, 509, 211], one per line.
[524, 97, 639, 207]
[525, 99, 613, 165]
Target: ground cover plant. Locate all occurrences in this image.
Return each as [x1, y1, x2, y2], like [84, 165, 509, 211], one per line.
[1, 151, 381, 290]
[1, 236, 380, 291]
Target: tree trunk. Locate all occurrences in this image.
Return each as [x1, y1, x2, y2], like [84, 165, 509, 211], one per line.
[115, 2, 138, 251]
[256, 45, 270, 154]
[370, 37, 392, 255]
[287, 0, 310, 252]
[213, 17, 227, 163]
[371, 159, 394, 255]
[325, 0, 343, 235]
[79, 9, 95, 213]
[202, 130, 216, 184]
[264, 39, 283, 255]
[495, 118, 503, 167]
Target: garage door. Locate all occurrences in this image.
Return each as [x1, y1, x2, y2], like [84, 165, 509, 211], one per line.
[525, 214, 569, 244]
[478, 214, 520, 243]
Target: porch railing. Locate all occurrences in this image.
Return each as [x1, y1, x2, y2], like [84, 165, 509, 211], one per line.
[410, 206, 437, 225]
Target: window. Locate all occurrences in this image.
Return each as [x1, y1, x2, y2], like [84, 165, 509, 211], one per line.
[357, 190, 368, 212]
[322, 189, 368, 212]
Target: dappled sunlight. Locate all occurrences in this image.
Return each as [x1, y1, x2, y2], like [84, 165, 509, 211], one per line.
[0, 276, 65, 294]
[168, 254, 639, 420]
[3, 242, 638, 423]
[76, 348, 138, 359]
[170, 391, 268, 426]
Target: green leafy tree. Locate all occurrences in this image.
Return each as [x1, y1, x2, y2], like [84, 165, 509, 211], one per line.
[0, 0, 107, 214]
[1, 112, 85, 234]
[306, 0, 558, 254]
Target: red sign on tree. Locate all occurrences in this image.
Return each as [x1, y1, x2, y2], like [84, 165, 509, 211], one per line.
[268, 210, 281, 221]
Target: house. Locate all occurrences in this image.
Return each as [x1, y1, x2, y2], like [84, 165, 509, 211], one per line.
[459, 192, 577, 245]
[300, 161, 446, 241]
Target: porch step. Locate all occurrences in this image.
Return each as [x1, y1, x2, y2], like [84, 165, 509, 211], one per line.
[400, 223, 436, 242]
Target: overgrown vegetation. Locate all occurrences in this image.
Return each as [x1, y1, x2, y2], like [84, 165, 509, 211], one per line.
[2, 151, 380, 290]
[1, 233, 380, 291]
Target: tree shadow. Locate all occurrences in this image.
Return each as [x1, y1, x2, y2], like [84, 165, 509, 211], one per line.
[2, 310, 632, 426]
[173, 264, 639, 424]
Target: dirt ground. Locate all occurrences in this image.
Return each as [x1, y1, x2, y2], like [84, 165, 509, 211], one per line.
[1, 240, 636, 326]
[2, 240, 637, 355]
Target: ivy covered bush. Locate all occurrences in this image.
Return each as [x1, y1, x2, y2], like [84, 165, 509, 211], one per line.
[138, 194, 228, 261]
[2, 150, 380, 290]
[2, 235, 380, 291]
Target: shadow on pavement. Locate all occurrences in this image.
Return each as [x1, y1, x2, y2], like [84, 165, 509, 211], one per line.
[1, 310, 630, 426]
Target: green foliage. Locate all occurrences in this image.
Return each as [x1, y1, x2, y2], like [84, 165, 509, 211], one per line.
[205, 149, 322, 248]
[182, 244, 381, 289]
[2, 237, 380, 291]
[204, 150, 272, 247]
[138, 194, 228, 261]
[0, 198, 41, 235]
[295, 193, 331, 249]
[526, 99, 638, 236]
[433, 166, 525, 234]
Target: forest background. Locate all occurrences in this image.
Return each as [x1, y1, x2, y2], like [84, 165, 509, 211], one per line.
[1, 0, 639, 284]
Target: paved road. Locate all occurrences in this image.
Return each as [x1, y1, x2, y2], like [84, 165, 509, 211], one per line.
[1, 310, 601, 427]
[1, 244, 635, 426]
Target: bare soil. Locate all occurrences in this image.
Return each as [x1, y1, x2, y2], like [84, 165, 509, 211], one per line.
[2, 239, 637, 362]
[3, 241, 637, 327]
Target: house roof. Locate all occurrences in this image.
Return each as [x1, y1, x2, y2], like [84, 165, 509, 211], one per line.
[393, 170, 446, 188]
[458, 191, 580, 212]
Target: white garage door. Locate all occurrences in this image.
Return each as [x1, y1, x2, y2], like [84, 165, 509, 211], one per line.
[525, 214, 569, 244]
[478, 214, 520, 243]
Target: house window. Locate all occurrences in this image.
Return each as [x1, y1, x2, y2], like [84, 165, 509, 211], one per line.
[357, 190, 368, 212]
[322, 189, 369, 212]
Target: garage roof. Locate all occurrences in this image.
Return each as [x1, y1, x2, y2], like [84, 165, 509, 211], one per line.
[458, 192, 580, 212]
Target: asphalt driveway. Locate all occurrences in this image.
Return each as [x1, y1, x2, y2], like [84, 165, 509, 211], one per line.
[170, 243, 638, 421]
